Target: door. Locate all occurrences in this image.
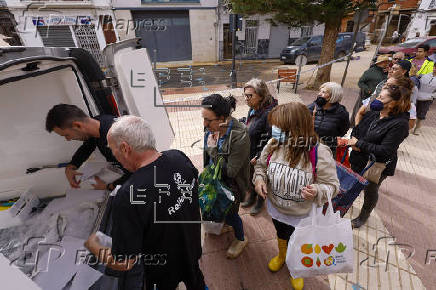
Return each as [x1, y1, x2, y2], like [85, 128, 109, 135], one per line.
[307, 36, 322, 62]
[36, 26, 75, 47]
[223, 24, 232, 59]
[244, 20, 258, 55]
[268, 24, 289, 58]
[132, 11, 192, 62]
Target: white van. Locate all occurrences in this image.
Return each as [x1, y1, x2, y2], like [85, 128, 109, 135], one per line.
[0, 39, 174, 289]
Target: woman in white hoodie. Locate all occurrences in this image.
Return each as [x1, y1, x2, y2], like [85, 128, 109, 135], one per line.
[413, 65, 436, 135]
[253, 102, 339, 290]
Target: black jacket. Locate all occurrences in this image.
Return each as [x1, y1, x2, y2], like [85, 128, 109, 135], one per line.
[358, 65, 388, 99]
[245, 98, 278, 159]
[70, 115, 130, 186]
[349, 111, 409, 176]
[307, 102, 350, 152]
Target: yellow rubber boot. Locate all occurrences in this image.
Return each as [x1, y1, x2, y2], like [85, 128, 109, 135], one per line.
[268, 238, 288, 272]
[290, 277, 304, 290]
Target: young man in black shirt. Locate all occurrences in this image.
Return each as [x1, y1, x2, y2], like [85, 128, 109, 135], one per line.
[45, 104, 129, 190]
[85, 116, 206, 290]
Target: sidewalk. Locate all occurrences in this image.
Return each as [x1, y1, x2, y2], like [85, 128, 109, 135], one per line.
[164, 85, 433, 290]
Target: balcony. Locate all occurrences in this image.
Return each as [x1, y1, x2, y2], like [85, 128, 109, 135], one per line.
[17, 0, 94, 9]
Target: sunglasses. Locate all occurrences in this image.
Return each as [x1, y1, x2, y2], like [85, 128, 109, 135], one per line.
[244, 93, 253, 99]
[393, 58, 402, 61]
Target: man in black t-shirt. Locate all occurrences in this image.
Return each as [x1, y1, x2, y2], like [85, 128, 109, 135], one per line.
[45, 104, 129, 190]
[85, 115, 206, 290]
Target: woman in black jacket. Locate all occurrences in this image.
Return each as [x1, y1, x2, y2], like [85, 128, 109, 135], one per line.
[348, 77, 413, 228]
[308, 82, 350, 156]
[240, 78, 278, 215]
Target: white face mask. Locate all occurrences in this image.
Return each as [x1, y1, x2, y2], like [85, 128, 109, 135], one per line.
[271, 125, 286, 143]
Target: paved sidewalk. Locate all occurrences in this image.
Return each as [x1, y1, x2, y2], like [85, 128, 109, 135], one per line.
[164, 85, 433, 290]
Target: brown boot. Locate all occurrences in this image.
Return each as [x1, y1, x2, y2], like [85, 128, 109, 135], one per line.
[226, 237, 248, 259]
[413, 119, 423, 135]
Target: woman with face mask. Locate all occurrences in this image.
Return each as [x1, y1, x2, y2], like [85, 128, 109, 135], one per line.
[253, 103, 339, 290]
[307, 82, 350, 157]
[348, 78, 413, 228]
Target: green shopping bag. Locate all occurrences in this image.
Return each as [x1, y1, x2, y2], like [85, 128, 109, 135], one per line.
[198, 157, 235, 222]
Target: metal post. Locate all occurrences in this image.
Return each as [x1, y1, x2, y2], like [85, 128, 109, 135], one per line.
[397, 14, 402, 35]
[231, 14, 237, 88]
[153, 49, 157, 70]
[294, 60, 302, 93]
[341, 9, 362, 87]
[374, 9, 393, 60]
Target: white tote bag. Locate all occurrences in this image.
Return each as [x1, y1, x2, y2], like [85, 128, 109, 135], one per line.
[286, 195, 354, 278]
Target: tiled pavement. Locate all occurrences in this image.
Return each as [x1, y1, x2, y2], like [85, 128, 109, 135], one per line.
[164, 85, 434, 290]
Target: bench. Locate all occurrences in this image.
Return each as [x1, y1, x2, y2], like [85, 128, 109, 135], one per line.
[277, 69, 297, 93]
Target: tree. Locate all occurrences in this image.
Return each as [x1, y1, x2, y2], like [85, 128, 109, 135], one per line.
[227, 0, 376, 89]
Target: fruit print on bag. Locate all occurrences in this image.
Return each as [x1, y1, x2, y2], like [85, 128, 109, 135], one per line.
[335, 242, 346, 253]
[322, 244, 334, 254]
[301, 244, 313, 254]
[316, 257, 321, 267]
[301, 256, 313, 268]
[314, 244, 321, 254]
[324, 256, 335, 266]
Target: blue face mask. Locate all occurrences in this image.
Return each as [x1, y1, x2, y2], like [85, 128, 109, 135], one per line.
[272, 125, 286, 143]
[370, 99, 384, 111]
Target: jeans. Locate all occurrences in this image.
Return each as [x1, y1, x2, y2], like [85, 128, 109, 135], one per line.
[225, 213, 245, 241]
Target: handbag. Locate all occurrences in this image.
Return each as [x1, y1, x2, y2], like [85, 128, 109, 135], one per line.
[361, 154, 387, 184]
[198, 157, 235, 222]
[286, 193, 354, 278]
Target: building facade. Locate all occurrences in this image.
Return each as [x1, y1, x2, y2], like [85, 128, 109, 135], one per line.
[4, 0, 118, 66]
[218, 6, 324, 61]
[112, 0, 219, 63]
[406, 0, 436, 39]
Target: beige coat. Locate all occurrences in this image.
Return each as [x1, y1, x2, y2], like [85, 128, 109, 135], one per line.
[253, 140, 339, 216]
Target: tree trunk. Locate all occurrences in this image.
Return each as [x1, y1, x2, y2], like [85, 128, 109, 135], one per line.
[308, 20, 341, 90]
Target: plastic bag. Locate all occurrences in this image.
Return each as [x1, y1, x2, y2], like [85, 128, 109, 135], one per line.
[198, 157, 235, 222]
[286, 193, 354, 278]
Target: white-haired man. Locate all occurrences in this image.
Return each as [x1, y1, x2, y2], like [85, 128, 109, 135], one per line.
[85, 116, 206, 290]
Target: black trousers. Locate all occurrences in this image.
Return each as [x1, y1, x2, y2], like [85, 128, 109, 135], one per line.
[359, 175, 388, 218]
[144, 261, 205, 290]
[272, 218, 296, 241]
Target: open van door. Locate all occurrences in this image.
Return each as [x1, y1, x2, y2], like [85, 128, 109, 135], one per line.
[103, 38, 174, 152]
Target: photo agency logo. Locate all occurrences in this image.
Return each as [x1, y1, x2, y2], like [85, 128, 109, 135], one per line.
[75, 249, 167, 270]
[16, 3, 169, 38]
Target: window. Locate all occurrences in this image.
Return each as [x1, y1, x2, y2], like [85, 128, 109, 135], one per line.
[301, 26, 313, 37]
[425, 38, 436, 47]
[310, 36, 322, 46]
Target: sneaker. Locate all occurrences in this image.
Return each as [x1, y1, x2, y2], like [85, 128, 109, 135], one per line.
[226, 238, 248, 259]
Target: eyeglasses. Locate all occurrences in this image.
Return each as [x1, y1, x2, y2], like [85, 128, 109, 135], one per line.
[204, 118, 220, 124]
[244, 93, 253, 99]
[393, 58, 402, 61]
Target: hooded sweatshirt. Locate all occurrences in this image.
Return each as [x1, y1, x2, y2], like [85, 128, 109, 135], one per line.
[253, 139, 339, 216]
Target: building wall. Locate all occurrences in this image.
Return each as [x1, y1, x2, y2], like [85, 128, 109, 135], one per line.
[406, 0, 436, 39]
[114, 10, 136, 41]
[189, 9, 217, 62]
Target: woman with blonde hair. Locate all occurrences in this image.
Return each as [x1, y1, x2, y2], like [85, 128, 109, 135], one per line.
[253, 102, 339, 289]
[240, 78, 278, 215]
[308, 82, 350, 156]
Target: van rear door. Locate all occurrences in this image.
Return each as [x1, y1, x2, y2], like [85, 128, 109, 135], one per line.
[103, 38, 175, 152]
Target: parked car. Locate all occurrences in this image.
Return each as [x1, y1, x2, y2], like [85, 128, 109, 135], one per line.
[280, 32, 366, 64]
[0, 39, 174, 289]
[378, 37, 436, 58]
